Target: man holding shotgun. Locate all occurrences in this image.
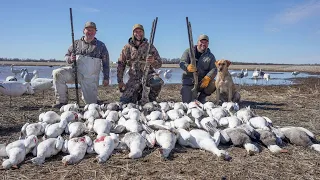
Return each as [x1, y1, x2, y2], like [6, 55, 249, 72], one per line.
[117, 23, 163, 104]
[179, 34, 217, 103]
[52, 21, 110, 108]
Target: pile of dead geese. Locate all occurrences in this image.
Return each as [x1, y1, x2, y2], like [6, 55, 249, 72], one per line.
[1, 100, 319, 169]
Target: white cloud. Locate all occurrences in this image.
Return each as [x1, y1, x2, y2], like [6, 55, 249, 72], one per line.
[274, 0, 320, 24]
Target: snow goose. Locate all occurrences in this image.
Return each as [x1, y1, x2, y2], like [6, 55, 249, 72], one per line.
[218, 116, 242, 128]
[166, 109, 184, 121]
[248, 116, 273, 130]
[92, 133, 119, 163]
[65, 122, 86, 139]
[87, 117, 112, 135]
[189, 129, 230, 160]
[59, 111, 82, 129]
[209, 107, 229, 121]
[255, 129, 288, 154]
[220, 127, 259, 155]
[20, 122, 48, 139]
[39, 111, 61, 124]
[60, 103, 79, 112]
[159, 102, 171, 112]
[44, 121, 68, 139]
[222, 102, 239, 116]
[279, 127, 320, 152]
[28, 136, 64, 165]
[119, 130, 156, 159]
[103, 110, 120, 122]
[62, 135, 92, 165]
[1, 135, 38, 169]
[235, 106, 256, 123]
[155, 128, 178, 159]
[292, 71, 300, 77]
[83, 109, 103, 120]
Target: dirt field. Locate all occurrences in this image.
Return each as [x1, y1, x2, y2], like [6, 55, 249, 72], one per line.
[2, 60, 320, 73]
[1, 76, 320, 179]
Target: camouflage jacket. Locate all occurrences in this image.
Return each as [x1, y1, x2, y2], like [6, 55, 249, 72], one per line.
[65, 36, 110, 80]
[179, 46, 217, 81]
[117, 37, 162, 83]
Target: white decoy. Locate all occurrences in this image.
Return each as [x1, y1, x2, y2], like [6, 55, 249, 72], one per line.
[263, 73, 270, 83]
[30, 70, 53, 95]
[65, 122, 86, 139]
[255, 129, 288, 154]
[20, 68, 35, 82]
[28, 136, 64, 165]
[252, 68, 259, 79]
[60, 103, 79, 112]
[0, 135, 38, 169]
[278, 127, 320, 152]
[62, 135, 93, 165]
[20, 122, 48, 139]
[5, 76, 17, 81]
[39, 111, 61, 124]
[155, 129, 178, 158]
[163, 69, 172, 81]
[92, 133, 119, 163]
[243, 69, 248, 77]
[10, 65, 22, 76]
[119, 131, 156, 159]
[248, 116, 273, 130]
[292, 71, 300, 77]
[0, 81, 34, 107]
[87, 117, 113, 135]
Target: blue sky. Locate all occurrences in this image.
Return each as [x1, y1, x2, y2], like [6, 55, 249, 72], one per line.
[0, 0, 319, 64]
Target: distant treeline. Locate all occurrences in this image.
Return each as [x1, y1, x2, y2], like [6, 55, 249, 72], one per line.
[0, 57, 318, 66]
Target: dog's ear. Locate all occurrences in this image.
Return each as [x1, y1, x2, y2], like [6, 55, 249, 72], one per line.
[226, 60, 231, 67]
[215, 60, 220, 67]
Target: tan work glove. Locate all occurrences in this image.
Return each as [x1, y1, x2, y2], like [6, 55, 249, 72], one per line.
[187, 64, 197, 72]
[200, 76, 211, 88]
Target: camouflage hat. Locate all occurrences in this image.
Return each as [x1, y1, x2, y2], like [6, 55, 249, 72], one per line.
[198, 34, 209, 41]
[132, 24, 144, 32]
[84, 21, 97, 30]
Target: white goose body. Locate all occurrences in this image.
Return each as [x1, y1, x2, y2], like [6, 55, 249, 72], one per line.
[0, 81, 34, 96]
[155, 129, 178, 158]
[93, 133, 119, 163]
[87, 117, 112, 135]
[29, 136, 64, 165]
[39, 111, 61, 124]
[44, 122, 67, 138]
[60, 103, 79, 112]
[189, 129, 228, 159]
[121, 132, 148, 159]
[66, 122, 86, 139]
[59, 111, 80, 128]
[62, 136, 92, 165]
[1, 135, 38, 169]
[20, 122, 47, 139]
[248, 116, 272, 130]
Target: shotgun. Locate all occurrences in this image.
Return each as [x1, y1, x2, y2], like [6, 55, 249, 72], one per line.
[140, 17, 158, 105]
[69, 8, 80, 106]
[186, 17, 198, 100]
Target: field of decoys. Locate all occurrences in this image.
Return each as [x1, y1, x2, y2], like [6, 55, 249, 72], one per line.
[0, 63, 320, 179]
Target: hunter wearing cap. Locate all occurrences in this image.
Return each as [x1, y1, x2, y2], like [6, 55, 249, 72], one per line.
[117, 24, 163, 104]
[52, 21, 110, 108]
[179, 34, 217, 103]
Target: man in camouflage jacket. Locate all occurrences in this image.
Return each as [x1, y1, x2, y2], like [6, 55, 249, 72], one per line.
[117, 24, 163, 104]
[179, 34, 217, 103]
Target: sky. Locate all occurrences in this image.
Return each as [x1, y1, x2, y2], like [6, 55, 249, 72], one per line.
[0, 0, 319, 64]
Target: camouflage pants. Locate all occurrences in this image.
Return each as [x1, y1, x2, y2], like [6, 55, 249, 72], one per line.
[120, 74, 163, 104]
[180, 78, 216, 104]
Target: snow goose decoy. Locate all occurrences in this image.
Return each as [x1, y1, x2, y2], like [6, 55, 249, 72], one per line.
[0, 81, 34, 107]
[30, 70, 53, 96]
[27, 136, 64, 165]
[292, 71, 300, 77]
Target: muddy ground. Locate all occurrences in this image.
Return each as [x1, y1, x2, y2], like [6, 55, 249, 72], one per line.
[0, 76, 320, 180]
